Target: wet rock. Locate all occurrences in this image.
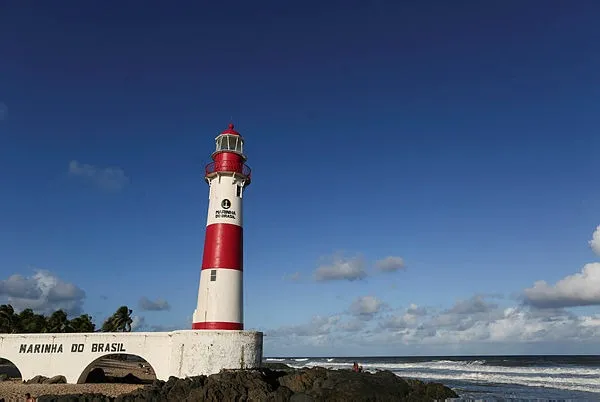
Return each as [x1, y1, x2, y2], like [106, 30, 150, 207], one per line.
[262, 362, 295, 372]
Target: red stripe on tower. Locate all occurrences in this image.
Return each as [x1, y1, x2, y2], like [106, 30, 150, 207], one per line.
[201, 224, 243, 270]
[191, 322, 244, 330]
[192, 123, 251, 331]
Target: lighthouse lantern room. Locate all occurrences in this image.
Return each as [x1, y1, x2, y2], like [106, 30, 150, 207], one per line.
[192, 123, 251, 330]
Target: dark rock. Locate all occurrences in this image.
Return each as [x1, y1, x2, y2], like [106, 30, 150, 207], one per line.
[280, 367, 418, 401]
[262, 362, 294, 371]
[0, 373, 8, 381]
[25, 374, 48, 384]
[86, 368, 107, 383]
[290, 393, 315, 402]
[37, 366, 459, 402]
[271, 385, 294, 402]
[120, 373, 144, 384]
[43, 375, 67, 384]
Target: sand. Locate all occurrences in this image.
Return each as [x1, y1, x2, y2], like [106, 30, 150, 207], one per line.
[0, 358, 156, 401]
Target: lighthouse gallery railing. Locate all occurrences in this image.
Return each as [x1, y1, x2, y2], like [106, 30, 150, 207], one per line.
[205, 161, 252, 179]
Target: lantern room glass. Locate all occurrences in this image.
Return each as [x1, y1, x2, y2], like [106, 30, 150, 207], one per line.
[216, 135, 243, 154]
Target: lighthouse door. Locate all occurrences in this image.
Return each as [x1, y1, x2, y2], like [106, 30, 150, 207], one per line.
[204, 286, 209, 321]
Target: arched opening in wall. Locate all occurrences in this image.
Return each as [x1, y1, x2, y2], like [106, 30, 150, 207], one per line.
[77, 354, 157, 385]
[0, 357, 22, 382]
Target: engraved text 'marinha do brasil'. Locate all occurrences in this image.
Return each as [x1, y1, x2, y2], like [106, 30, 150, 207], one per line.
[18, 342, 126, 354]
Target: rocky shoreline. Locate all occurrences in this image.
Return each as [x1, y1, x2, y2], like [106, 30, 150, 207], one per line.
[30, 363, 458, 402]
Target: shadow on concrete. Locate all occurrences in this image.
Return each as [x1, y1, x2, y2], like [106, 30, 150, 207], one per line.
[79, 354, 157, 384]
[0, 358, 22, 380]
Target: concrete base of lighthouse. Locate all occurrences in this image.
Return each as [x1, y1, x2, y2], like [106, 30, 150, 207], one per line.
[0, 330, 263, 384]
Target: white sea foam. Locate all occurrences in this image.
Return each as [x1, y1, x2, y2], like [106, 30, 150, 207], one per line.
[392, 370, 600, 395]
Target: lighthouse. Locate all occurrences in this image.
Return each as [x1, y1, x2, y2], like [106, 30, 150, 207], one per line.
[192, 123, 251, 330]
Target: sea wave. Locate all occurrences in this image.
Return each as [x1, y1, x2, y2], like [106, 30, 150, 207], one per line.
[289, 360, 600, 378]
[277, 358, 600, 394]
[391, 370, 600, 395]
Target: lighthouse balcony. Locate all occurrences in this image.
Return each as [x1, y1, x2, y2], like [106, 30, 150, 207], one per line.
[205, 161, 251, 181]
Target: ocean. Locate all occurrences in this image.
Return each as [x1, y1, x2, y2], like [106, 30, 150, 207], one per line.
[264, 355, 600, 401]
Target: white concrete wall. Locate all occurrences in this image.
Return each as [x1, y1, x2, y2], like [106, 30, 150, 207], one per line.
[0, 330, 263, 384]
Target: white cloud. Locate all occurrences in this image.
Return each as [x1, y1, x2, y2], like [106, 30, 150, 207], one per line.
[131, 315, 146, 331]
[311, 254, 406, 282]
[521, 225, 600, 309]
[523, 263, 600, 308]
[379, 304, 429, 330]
[265, 225, 600, 355]
[406, 303, 427, 316]
[268, 315, 343, 338]
[349, 296, 386, 319]
[448, 294, 497, 315]
[265, 293, 600, 355]
[313, 254, 366, 282]
[138, 296, 171, 311]
[590, 225, 600, 256]
[68, 160, 129, 191]
[0, 269, 86, 316]
[375, 256, 405, 272]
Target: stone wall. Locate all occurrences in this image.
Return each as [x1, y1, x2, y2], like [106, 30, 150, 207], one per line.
[0, 330, 263, 383]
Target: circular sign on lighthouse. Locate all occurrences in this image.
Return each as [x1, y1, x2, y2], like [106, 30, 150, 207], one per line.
[221, 199, 231, 209]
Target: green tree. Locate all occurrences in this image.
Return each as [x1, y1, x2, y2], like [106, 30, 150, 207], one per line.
[0, 304, 18, 334]
[101, 306, 133, 332]
[16, 308, 47, 333]
[0, 304, 136, 334]
[69, 314, 95, 332]
[45, 310, 72, 333]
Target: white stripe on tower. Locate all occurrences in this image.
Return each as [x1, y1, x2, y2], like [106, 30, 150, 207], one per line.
[193, 123, 250, 330]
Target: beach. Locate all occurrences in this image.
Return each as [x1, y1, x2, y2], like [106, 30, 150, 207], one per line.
[0, 358, 154, 400]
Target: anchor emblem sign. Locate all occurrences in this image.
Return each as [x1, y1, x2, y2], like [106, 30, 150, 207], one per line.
[215, 198, 236, 219]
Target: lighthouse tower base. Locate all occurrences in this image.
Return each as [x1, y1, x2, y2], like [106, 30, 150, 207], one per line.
[0, 330, 263, 384]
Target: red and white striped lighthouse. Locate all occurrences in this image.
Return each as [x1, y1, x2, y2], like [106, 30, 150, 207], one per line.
[192, 123, 251, 330]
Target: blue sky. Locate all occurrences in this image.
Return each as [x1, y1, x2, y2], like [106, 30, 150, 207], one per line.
[1, 1, 600, 357]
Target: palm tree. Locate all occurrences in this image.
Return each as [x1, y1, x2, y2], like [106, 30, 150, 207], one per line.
[0, 304, 18, 334]
[101, 306, 133, 332]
